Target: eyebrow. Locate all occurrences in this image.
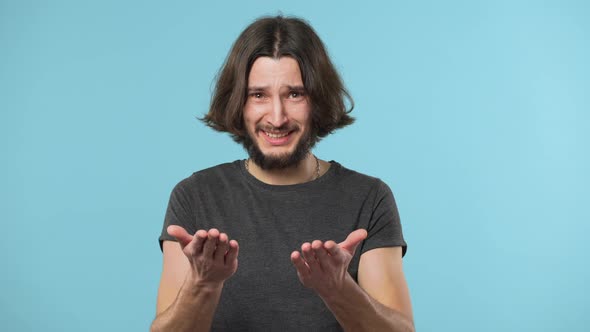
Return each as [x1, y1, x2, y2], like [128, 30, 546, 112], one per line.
[247, 85, 306, 92]
[287, 85, 306, 92]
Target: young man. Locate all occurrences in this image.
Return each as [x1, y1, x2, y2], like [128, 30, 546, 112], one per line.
[151, 15, 414, 332]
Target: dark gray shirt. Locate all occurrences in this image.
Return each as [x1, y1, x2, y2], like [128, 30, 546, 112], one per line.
[159, 160, 407, 331]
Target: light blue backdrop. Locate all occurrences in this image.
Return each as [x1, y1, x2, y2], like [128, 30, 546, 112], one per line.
[1, 0, 588, 331]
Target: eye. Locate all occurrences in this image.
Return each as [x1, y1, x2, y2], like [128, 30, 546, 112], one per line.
[289, 91, 305, 98]
[250, 92, 264, 99]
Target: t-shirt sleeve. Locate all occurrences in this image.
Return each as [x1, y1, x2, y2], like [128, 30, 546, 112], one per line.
[158, 179, 197, 251]
[360, 179, 408, 257]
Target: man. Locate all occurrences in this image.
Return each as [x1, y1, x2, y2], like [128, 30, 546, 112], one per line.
[151, 15, 414, 332]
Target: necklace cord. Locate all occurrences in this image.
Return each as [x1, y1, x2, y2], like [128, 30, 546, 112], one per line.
[245, 155, 320, 181]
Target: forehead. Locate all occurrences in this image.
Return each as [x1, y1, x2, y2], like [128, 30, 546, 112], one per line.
[248, 56, 303, 86]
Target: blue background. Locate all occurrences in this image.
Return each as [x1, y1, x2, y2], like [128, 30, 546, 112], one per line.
[1, 0, 588, 331]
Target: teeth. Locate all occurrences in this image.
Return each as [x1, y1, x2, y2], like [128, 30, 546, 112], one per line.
[265, 131, 289, 138]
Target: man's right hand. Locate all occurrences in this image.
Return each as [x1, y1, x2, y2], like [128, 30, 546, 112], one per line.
[151, 227, 239, 331]
[167, 225, 239, 286]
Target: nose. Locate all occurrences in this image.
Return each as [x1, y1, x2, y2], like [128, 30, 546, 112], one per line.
[268, 97, 288, 128]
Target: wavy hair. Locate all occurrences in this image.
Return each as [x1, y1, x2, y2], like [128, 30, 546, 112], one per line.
[201, 15, 354, 144]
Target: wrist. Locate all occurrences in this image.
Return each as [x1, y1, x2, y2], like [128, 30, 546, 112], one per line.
[318, 274, 357, 303]
[184, 274, 224, 295]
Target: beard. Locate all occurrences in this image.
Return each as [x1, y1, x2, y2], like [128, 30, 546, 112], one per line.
[242, 125, 317, 170]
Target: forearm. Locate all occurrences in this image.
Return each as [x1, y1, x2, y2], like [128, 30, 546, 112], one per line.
[321, 275, 415, 332]
[150, 277, 223, 332]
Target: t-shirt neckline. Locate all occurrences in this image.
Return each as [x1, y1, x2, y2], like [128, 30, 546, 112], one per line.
[236, 159, 340, 192]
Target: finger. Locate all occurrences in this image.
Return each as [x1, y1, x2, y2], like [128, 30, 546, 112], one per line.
[225, 240, 239, 264]
[312, 240, 328, 265]
[214, 233, 229, 262]
[187, 229, 208, 255]
[202, 229, 220, 258]
[324, 240, 341, 257]
[338, 229, 368, 255]
[301, 242, 317, 267]
[167, 225, 193, 248]
[290, 251, 310, 276]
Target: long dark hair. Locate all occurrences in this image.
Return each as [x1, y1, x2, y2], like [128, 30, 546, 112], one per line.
[201, 15, 354, 144]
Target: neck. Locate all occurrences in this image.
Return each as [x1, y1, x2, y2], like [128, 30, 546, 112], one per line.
[246, 154, 324, 185]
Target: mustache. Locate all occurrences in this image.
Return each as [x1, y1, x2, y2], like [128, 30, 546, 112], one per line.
[256, 124, 299, 132]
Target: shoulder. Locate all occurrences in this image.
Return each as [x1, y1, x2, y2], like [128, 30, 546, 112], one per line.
[171, 160, 243, 193]
[330, 161, 392, 195]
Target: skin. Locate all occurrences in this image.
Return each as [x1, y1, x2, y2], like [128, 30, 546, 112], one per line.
[291, 230, 368, 299]
[242, 56, 321, 185]
[291, 231, 415, 331]
[150, 227, 239, 332]
[151, 56, 414, 331]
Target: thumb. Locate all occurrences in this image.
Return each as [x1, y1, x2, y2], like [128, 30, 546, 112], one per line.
[167, 225, 193, 248]
[338, 229, 368, 255]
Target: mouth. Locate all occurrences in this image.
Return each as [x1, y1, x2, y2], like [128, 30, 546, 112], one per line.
[264, 131, 290, 138]
[259, 130, 295, 146]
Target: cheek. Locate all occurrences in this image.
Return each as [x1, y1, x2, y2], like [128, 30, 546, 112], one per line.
[293, 107, 312, 126]
[243, 110, 266, 136]
[244, 104, 268, 121]
[243, 107, 258, 125]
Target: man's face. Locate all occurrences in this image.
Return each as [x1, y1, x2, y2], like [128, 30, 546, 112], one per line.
[242, 56, 314, 170]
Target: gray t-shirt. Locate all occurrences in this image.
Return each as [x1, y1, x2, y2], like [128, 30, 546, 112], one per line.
[159, 160, 407, 331]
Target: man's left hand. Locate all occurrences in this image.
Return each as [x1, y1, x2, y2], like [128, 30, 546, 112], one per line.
[290, 229, 368, 298]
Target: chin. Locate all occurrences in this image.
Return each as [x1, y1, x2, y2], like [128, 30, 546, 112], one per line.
[250, 141, 310, 170]
[261, 150, 296, 161]
[243, 128, 315, 170]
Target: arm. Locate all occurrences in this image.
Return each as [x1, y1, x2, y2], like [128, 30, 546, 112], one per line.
[150, 226, 239, 332]
[291, 230, 414, 332]
[323, 246, 414, 331]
